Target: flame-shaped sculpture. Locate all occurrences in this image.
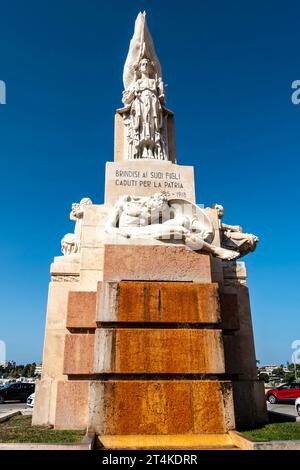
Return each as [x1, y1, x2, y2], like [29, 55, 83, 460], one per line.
[123, 11, 162, 91]
[120, 12, 171, 160]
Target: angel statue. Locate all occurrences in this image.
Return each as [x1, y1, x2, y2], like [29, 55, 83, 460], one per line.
[105, 193, 241, 261]
[120, 12, 169, 160]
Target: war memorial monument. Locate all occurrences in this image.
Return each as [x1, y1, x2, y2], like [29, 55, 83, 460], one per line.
[33, 12, 267, 449]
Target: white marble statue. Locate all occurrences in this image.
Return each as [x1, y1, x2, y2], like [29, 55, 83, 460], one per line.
[211, 204, 259, 258]
[120, 12, 168, 161]
[61, 197, 92, 256]
[105, 193, 240, 260]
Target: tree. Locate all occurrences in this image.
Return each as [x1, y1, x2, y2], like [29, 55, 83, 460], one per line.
[23, 364, 30, 377]
[284, 372, 296, 383]
[272, 367, 284, 378]
[259, 372, 269, 383]
[10, 369, 20, 379]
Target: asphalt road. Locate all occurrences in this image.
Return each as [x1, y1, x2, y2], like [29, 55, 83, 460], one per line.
[267, 402, 298, 417]
[0, 402, 28, 415]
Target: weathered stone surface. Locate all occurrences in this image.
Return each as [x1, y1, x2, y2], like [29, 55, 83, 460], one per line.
[80, 247, 104, 270]
[94, 329, 225, 374]
[80, 204, 109, 250]
[82, 204, 107, 226]
[232, 380, 268, 429]
[66, 291, 97, 329]
[0, 441, 94, 451]
[98, 281, 220, 324]
[80, 269, 103, 291]
[98, 433, 234, 450]
[222, 285, 257, 380]
[167, 114, 176, 164]
[32, 281, 78, 426]
[88, 380, 235, 434]
[210, 257, 224, 286]
[32, 378, 58, 426]
[219, 292, 240, 330]
[50, 256, 80, 277]
[105, 161, 195, 205]
[63, 334, 95, 375]
[223, 261, 247, 286]
[42, 330, 68, 379]
[45, 282, 78, 330]
[103, 244, 212, 282]
[114, 112, 125, 163]
[55, 381, 89, 429]
[81, 225, 104, 248]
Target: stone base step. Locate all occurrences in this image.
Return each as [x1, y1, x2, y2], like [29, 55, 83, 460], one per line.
[97, 433, 240, 450]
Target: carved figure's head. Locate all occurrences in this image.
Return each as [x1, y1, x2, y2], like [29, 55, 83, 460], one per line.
[71, 197, 93, 218]
[80, 197, 93, 207]
[140, 58, 150, 74]
[135, 57, 155, 78]
[140, 193, 169, 220]
[211, 203, 224, 219]
[71, 202, 80, 211]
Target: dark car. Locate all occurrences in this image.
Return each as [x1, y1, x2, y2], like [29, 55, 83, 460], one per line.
[0, 383, 35, 403]
[265, 383, 300, 404]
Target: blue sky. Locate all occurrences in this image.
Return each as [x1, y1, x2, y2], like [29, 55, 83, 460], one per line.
[0, 0, 299, 365]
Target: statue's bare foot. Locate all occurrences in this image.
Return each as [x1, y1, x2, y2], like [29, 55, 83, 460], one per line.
[213, 247, 239, 260]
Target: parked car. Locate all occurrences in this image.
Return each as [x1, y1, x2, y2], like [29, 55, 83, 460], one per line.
[26, 393, 35, 408]
[266, 383, 300, 404]
[0, 382, 35, 403]
[295, 397, 300, 416]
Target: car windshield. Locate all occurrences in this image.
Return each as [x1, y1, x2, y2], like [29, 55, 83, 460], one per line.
[0, 384, 14, 390]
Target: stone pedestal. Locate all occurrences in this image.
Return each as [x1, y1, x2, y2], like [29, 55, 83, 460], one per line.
[33, 240, 267, 443]
[114, 111, 177, 164]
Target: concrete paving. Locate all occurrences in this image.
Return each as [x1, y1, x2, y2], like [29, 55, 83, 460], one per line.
[267, 402, 298, 417]
[0, 402, 27, 416]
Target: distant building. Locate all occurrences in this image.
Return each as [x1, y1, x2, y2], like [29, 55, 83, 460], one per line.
[259, 364, 281, 376]
[264, 365, 277, 375]
[259, 364, 290, 378]
[34, 364, 42, 376]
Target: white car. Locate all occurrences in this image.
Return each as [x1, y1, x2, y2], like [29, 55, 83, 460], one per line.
[26, 393, 35, 408]
[295, 397, 300, 416]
